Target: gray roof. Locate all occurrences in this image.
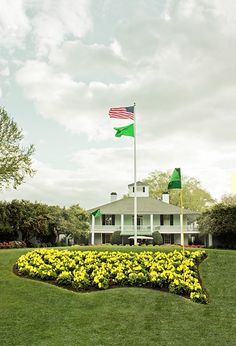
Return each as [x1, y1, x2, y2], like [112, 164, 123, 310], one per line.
[88, 197, 198, 215]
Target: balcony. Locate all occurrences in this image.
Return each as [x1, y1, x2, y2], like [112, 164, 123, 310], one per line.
[120, 226, 153, 236]
[94, 225, 199, 236]
[93, 224, 199, 235]
[159, 226, 199, 234]
[93, 225, 121, 233]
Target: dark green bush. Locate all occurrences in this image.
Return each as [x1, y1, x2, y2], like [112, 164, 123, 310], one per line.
[198, 204, 236, 248]
[152, 231, 163, 245]
[111, 231, 122, 245]
[74, 233, 89, 245]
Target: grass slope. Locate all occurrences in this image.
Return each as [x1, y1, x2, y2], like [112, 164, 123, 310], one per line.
[0, 247, 235, 346]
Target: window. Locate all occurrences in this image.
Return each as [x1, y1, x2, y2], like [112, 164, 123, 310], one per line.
[132, 215, 143, 226]
[160, 215, 164, 226]
[143, 187, 145, 192]
[163, 234, 171, 244]
[160, 215, 172, 226]
[102, 215, 115, 225]
[133, 187, 135, 192]
[102, 233, 112, 244]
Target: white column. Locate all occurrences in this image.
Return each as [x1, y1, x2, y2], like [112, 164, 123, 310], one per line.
[121, 214, 124, 233]
[91, 215, 95, 245]
[208, 234, 213, 247]
[150, 214, 153, 233]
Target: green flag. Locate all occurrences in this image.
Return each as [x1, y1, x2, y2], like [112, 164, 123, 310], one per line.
[114, 123, 134, 137]
[168, 168, 182, 189]
[91, 209, 101, 218]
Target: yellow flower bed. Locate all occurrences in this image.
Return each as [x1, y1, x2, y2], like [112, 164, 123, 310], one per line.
[16, 249, 207, 303]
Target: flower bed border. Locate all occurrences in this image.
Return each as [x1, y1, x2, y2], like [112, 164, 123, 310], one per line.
[14, 249, 208, 303]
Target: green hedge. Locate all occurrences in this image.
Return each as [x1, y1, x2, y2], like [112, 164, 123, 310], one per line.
[152, 231, 163, 245]
[111, 231, 122, 245]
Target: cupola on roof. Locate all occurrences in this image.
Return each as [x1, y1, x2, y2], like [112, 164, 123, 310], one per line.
[128, 182, 149, 197]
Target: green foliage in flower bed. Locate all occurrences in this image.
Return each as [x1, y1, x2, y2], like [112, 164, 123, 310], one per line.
[16, 249, 207, 303]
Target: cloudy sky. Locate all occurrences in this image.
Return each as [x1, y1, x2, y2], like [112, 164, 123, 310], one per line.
[0, 0, 235, 209]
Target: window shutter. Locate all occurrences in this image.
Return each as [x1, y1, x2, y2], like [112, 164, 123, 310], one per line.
[112, 215, 115, 225]
[102, 215, 105, 225]
[170, 215, 174, 226]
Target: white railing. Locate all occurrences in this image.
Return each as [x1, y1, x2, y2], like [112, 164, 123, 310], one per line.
[121, 226, 153, 236]
[93, 224, 199, 234]
[160, 226, 199, 234]
[94, 225, 121, 232]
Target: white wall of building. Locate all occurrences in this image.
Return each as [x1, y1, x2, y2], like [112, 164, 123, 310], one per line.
[128, 184, 149, 197]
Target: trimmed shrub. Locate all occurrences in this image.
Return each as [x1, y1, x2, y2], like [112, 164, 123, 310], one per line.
[122, 236, 131, 245]
[111, 231, 122, 245]
[152, 231, 163, 245]
[74, 233, 90, 245]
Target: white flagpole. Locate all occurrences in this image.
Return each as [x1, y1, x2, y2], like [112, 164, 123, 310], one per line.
[133, 102, 137, 245]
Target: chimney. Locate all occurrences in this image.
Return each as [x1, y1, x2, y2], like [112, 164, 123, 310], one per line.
[110, 192, 117, 202]
[162, 192, 169, 204]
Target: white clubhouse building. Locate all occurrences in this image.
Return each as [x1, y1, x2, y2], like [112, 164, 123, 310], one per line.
[88, 182, 208, 246]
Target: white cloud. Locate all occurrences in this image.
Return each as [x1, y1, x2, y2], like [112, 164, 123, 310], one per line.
[2, 0, 236, 205]
[0, 159, 100, 208]
[0, 59, 7, 75]
[0, 59, 10, 97]
[49, 40, 129, 82]
[0, 0, 30, 49]
[15, 60, 112, 139]
[0, 154, 135, 208]
[0, 137, 233, 209]
[0, 59, 10, 77]
[31, 0, 92, 56]
[14, 0, 236, 144]
[0, 0, 92, 54]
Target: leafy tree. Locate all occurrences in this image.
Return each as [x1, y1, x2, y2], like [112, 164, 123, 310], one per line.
[74, 232, 90, 245]
[0, 200, 89, 246]
[8, 200, 50, 245]
[198, 204, 236, 248]
[220, 194, 236, 206]
[143, 170, 215, 212]
[45, 205, 67, 243]
[63, 204, 89, 238]
[0, 107, 35, 189]
[0, 201, 15, 241]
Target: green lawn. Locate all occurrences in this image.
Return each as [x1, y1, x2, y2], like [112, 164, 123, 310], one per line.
[0, 247, 236, 346]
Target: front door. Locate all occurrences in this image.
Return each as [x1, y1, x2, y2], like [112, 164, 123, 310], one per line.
[132, 215, 143, 227]
[102, 233, 112, 244]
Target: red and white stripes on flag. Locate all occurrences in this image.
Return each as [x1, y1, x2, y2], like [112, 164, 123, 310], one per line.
[109, 106, 134, 120]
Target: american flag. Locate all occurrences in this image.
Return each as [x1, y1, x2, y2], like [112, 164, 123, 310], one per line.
[109, 106, 134, 120]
